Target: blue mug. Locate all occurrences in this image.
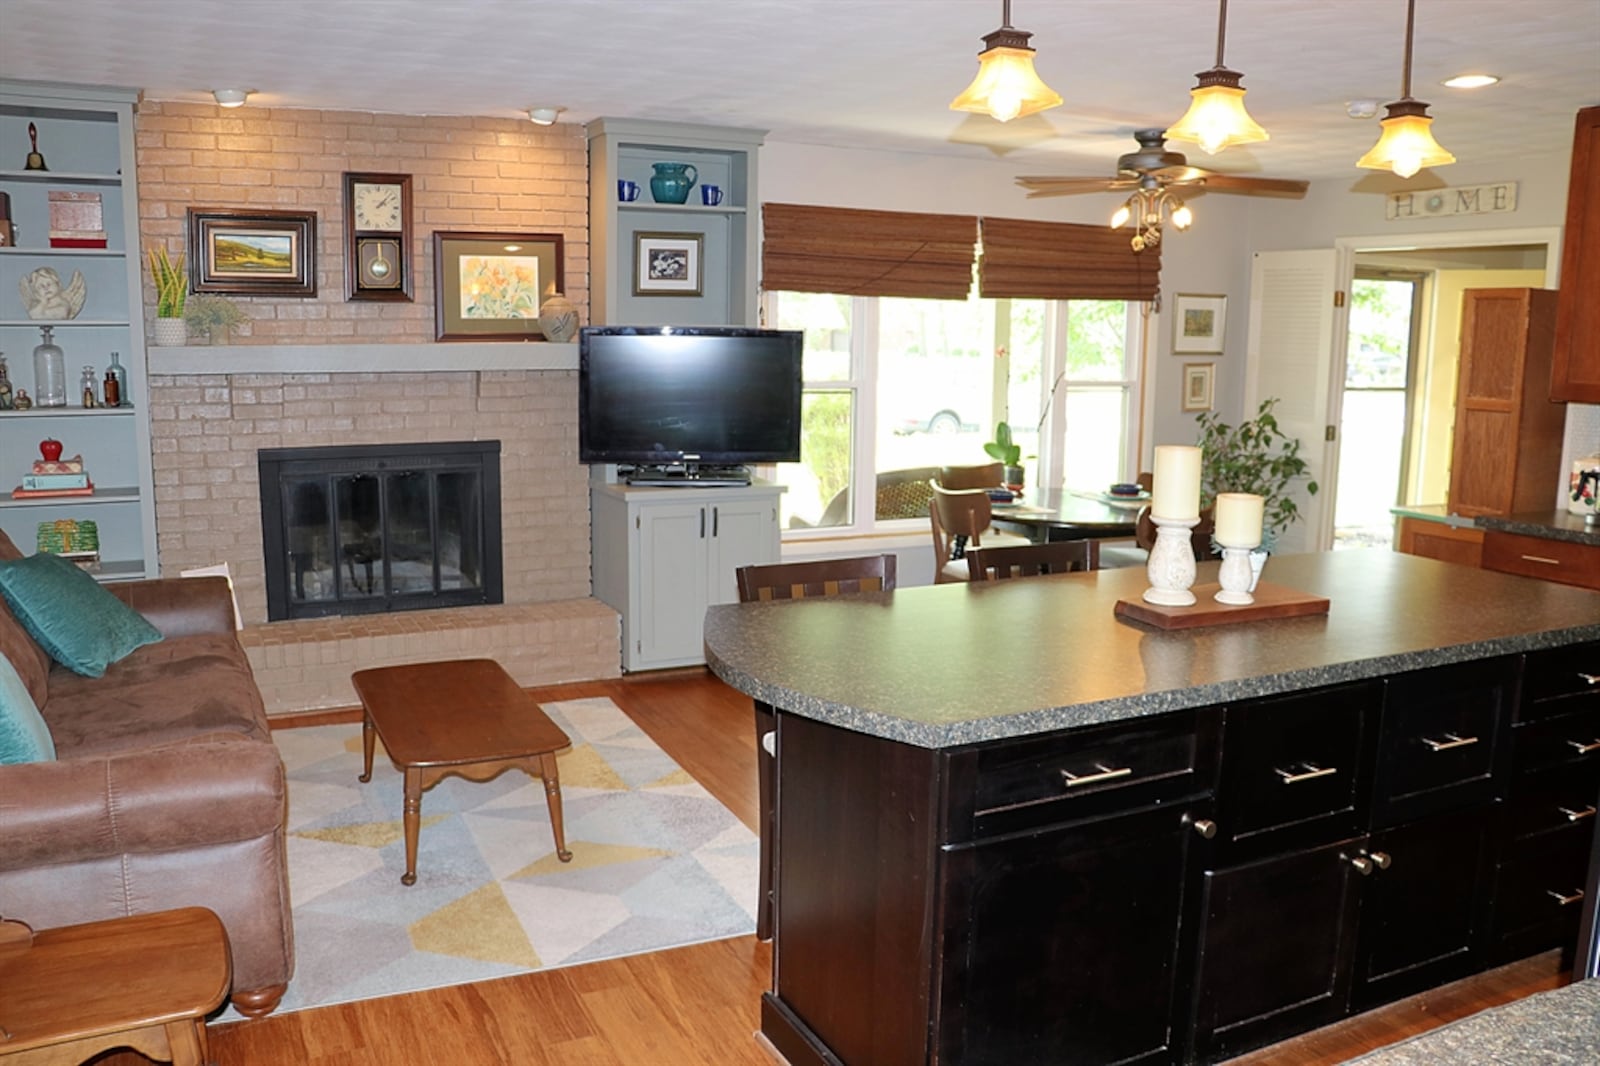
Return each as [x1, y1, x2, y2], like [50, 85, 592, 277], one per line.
[617, 179, 641, 202]
[700, 184, 724, 206]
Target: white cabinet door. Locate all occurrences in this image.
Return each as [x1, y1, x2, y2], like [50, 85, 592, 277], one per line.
[706, 495, 779, 607]
[635, 501, 711, 668]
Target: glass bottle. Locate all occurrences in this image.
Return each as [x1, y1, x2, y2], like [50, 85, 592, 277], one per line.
[81, 365, 99, 408]
[105, 350, 128, 407]
[103, 368, 120, 408]
[32, 325, 67, 407]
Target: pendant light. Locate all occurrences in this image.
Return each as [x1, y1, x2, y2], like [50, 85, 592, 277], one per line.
[1357, 0, 1455, 178]
[950, 0, 1062, 123]
[1165, 0, 1268, 154]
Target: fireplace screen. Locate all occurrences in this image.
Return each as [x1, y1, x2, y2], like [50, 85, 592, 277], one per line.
[258, 441, 502, 621]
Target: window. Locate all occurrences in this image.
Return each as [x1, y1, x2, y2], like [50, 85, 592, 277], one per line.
[769, 291, 1141, 535]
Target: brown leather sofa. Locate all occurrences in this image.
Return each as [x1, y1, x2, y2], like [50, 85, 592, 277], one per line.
[0, 529, 294, 1016]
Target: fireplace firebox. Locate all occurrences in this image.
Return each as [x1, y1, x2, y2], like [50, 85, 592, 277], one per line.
[258, 441, 502, 621]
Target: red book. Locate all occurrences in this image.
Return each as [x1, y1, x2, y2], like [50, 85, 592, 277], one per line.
[47, 236, 108, 249]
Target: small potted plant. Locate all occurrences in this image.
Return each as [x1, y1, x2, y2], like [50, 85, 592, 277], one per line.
[147, 247, 188, 346]
[185, 294, 249, 345]
[1196, 398, 1318, 578]
[984, 421, 1025, 491]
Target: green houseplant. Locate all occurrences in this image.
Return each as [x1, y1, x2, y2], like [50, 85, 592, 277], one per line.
[184, 294, 248, 344]
[147, 246, 188, 346]
[1195, 397, 1318, 551]
[984, 421, 1025, 489]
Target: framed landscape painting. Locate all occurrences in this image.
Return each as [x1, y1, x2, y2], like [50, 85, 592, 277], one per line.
[1181, 362, 1216, 412]
[188, 208, 317, 296]
[1173, 293, 1226, 354]
[433, 230, 564, 340]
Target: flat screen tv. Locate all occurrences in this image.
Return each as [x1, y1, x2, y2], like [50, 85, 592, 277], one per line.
[578, 326, 803, 466]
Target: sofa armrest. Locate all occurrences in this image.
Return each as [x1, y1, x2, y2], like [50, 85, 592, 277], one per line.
[0, 735, 285, 871]
[107, 576, 236, 639]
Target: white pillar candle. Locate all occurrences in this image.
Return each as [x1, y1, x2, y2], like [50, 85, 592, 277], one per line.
[1214, 492, 1265, 549]
[1151, 445, 1202, 521]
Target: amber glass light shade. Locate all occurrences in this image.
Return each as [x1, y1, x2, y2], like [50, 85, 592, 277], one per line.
[1165, 71, 1268, 154]
[951, 45, 1062, 123]
[1356, 100, 1455, 178]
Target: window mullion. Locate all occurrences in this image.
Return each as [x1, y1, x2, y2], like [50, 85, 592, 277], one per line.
[855, 297, 878, 532]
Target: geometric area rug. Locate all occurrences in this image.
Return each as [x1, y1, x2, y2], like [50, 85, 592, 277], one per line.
[236, 696, 758, 1018]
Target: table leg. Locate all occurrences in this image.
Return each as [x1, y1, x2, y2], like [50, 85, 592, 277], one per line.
[539, 752, 574, 862]
[401, 765, 422, 885]
[164, 1018, 205, 1066]
[358, 712, 375, 783]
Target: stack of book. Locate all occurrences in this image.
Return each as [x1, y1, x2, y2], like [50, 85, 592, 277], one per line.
[13, 453, 94, 498]
[36, 518, 99, 571]
[48, 190, 107, 249]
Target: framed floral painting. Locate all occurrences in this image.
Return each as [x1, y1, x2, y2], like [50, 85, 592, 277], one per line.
[432, 231, 564, 340]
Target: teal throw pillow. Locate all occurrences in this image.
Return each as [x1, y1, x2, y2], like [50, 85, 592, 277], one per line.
[0, 653, 54, 763]
[0, 553, 162, 678]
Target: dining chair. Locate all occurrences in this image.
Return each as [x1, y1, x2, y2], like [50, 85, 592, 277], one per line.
[1134, 504, 1218, 560]
[937, 462, 1005, 491]
[966, 540, 1093, 581]
[929, 482, 1032, 583]
[735, 553, 898, 942]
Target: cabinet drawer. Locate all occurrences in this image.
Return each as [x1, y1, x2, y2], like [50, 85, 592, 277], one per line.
[1371, 659, 1511, 826]
[1216, 682, 1379, 858]
[967, 711, 1217, 838]
[1491, 833, 1591, 960]
[1506, 766, 1600, 843]
[1482, 531, 1600, 590]
[1512, 708, 1600, 775]
[1520, 641, 1600, 721]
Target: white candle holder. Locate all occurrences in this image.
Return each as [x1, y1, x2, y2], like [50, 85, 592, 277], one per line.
[1143, 515, 1199, 606]
[1215, 546, 1256, 605]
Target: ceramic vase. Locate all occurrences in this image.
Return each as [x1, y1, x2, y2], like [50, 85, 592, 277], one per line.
[649, 162, 698, 204]
[538, 293, 579, 344]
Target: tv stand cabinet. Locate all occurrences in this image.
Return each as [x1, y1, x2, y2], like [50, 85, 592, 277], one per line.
[591, 480, 781, 671]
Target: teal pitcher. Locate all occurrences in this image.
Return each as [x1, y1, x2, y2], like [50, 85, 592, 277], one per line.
[649, 162, 697, 204]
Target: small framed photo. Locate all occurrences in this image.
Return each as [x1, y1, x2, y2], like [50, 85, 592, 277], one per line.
[432, 230, 565, 341]
[1173, 293, 1226, 354]
[187, 209, 317, 296]
[1181, 362, 1216, 412]
[634, 231, 703, 296]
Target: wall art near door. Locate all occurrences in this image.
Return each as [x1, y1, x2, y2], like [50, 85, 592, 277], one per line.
[1181, 361, 1216, 412]
[1173, 292, 1226, 354]
[432, 231, 565, 341]
[187, 208, 317, 296]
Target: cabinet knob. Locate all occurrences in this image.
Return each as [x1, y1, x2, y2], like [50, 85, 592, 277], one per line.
[1369, 850, 1392, 870]
[1348, 850, 1392, 875]
[1188, 817, 1218, 839]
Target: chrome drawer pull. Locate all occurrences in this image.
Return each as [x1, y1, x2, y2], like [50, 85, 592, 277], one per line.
[1546, 889, 1585, 907]
[1568, 738, 1600, 755]
[1421, 733, 1478, 752]
[1276, 763, 1337, 785]
[1060, 763, 1133, 788]
[1559, 805, 1597, 822]
[1579, 672, 1600, 686]
[1518, 554, 1561, 565]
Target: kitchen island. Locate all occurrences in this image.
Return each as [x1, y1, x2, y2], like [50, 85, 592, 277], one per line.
[704, 551, 1600, 1066]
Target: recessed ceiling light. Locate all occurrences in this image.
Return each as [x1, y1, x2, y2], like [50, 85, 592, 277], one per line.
[1441, 74, 1500, 89]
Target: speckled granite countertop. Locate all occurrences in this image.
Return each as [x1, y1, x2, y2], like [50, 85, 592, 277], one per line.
[1477, 509, 1600, 546]
[703, 551, 1600, 749]
[1342, 979, 1600, 1065]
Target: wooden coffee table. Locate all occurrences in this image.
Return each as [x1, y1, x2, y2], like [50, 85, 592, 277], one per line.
[0, 907, 230, 1066]
[353, 658, 574, 886]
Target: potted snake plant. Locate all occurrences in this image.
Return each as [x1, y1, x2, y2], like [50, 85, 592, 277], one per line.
[147, 247, 188, 346]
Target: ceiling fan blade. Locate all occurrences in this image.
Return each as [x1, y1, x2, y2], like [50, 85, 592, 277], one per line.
[1191, 173, 1310, 198]
[1015, 176, 1132, 197]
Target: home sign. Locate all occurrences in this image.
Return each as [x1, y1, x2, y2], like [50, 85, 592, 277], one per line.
[1386, 182, 1518, 221]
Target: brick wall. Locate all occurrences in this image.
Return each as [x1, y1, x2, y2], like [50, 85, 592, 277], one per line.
[134, 102, 596, 627]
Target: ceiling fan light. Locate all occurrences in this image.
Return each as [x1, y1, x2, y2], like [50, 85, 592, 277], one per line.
[1356, 99, 1454, 178]
[1110, 203, 1132, 228]
[1165, 73, 1268, 155]
[951, 44, 1062, 122]
[1171, 202, 1194, 229]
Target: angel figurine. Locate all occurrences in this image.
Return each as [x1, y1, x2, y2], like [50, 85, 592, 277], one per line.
[19, 266, 87, 320]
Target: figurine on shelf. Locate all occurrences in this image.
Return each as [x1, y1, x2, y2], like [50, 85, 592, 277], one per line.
[14, 389, 32, 410]
[24, 122, 47, 171]
[19, 266, 87, 320]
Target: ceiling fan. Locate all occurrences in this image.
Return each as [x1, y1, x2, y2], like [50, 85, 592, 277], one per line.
[1016, 129, 1309, 250]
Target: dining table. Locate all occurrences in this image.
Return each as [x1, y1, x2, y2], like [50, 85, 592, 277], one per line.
[989, 487, 1145, 565]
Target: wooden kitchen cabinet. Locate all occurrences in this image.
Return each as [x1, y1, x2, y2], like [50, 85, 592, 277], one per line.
[1395, 516, 1484, 567]
[1448, 288, 1566, 518]
[1551, 106, 1600, 402]
[1481, 529, 1600, 591]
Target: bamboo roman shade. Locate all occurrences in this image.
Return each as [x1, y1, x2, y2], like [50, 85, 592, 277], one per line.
[761, 203, 978, 299]
[978, 217, 1161, 302]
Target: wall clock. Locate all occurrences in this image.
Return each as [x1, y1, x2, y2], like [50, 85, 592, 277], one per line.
[343, 172, 413, 301]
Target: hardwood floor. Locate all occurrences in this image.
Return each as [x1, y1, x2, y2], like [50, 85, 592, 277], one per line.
[117, 669, 1568, 1065]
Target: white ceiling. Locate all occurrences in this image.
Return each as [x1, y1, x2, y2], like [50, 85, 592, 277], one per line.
[2, 0, 1597, 182]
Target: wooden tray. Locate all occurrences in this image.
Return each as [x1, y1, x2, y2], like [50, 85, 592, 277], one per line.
[1114, 581, 1330, 630]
